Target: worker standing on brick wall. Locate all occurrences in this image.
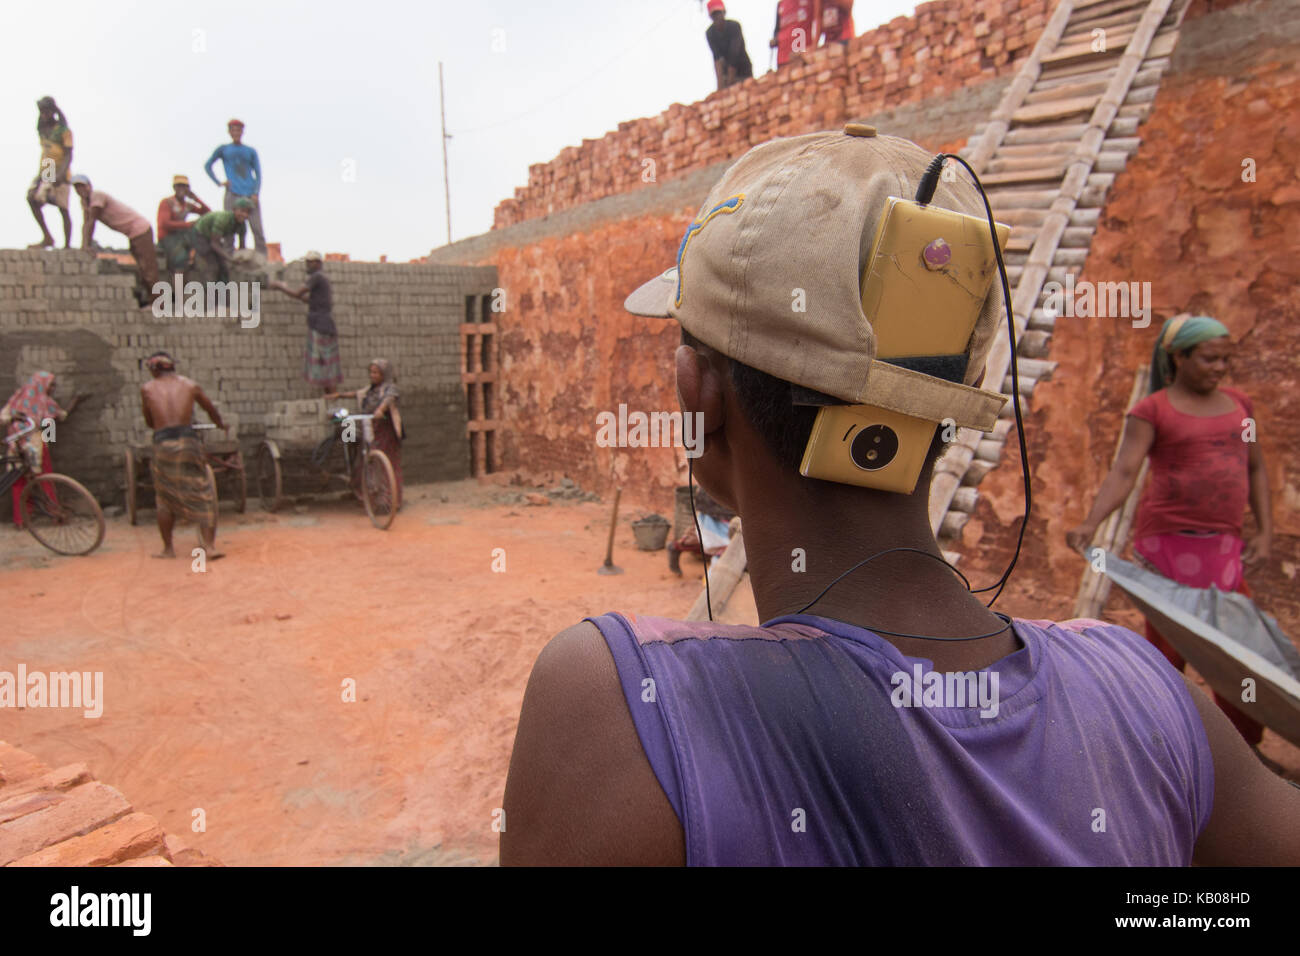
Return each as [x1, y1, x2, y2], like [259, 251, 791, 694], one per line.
[26, 97, 74, 250]
[71, 174, 159, 309]
[156, 175, 211, 273]
[267, 252, 344, 394]
[706, 1, 753, 91]
[140, 352, 225, 560]
[770, 0, 819, 68]
[203, 119, 266, 255]
[818, 0, 853, 45]
[189, 202, 252, 283]
[2, 372, 86, 528]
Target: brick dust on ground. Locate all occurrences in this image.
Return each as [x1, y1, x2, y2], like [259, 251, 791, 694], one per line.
[0, 479, 725, 865]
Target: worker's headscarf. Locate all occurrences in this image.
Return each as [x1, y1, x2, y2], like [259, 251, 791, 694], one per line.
[147, 353, 176, 373]
[2, 371, 62, 437]
[36, 96, 67, 133]
[1149, 313, 1230, 393]
[363, 359, 400, 412]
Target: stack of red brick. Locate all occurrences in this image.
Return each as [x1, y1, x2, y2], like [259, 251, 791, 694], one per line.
[0, 741, 219, 867]
[492, 0, 1050, 229]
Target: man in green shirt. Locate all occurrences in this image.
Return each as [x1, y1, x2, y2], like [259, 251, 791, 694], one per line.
[190, 201, 251, 282]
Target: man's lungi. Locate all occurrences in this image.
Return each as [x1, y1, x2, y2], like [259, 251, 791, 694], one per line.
[150, 425, 216, 526]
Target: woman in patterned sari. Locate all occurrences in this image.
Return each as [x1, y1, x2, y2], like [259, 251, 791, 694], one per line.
[328, 359, 403, 509]
[2, 371, 86, 527]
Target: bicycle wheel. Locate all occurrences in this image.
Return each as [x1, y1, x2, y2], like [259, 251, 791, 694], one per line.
[21, 473, 106, 556]
[362, 449, 397, 530]
[256, 440, 282, 512]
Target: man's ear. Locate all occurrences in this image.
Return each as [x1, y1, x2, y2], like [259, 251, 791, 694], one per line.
[675, 345, 725, 434]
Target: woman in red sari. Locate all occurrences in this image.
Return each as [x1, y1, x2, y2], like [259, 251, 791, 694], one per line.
[1068, 314, 1273, 752]
[328, 359, 403, 509]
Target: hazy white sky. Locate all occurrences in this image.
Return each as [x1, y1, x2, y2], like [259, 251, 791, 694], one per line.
[2, 0, 917, 262]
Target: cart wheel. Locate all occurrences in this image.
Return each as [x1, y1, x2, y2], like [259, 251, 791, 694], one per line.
[232, 450, 247, 514]
[362, 449, 397, 530]
[256, 440, 282, 513]
[124, 447, 138, 526]
[21, 473, 106, 556]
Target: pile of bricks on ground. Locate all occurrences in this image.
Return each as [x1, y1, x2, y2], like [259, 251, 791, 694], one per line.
[492, 0, 1052, 229]
[265, 397, 330, 446]
[0, 741, 219, 867]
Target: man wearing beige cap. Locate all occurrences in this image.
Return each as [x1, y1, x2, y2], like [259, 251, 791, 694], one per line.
[268, 252, 342, 392]
[157, 175, 211, 272]
[501, 127, 1300, 866]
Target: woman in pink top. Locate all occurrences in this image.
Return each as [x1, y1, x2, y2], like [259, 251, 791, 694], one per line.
[1069, 314, 1274, 750]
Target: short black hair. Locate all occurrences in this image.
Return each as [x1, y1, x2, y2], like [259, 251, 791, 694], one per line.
[681, 328, 816, 471]
[682, 328, 949, 477]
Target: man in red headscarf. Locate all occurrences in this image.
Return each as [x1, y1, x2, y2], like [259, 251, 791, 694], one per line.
[706, 1, 753, 91]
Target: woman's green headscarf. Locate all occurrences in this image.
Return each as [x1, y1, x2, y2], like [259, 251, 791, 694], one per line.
[1149, 314, 1230, 393]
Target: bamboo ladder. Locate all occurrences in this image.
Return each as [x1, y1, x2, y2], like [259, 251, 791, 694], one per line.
[1071, 364, 1151, 618]
[928, 0, 1193, 561]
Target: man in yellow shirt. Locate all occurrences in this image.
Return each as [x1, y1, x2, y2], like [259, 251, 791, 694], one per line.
[27, 96, 74, 249]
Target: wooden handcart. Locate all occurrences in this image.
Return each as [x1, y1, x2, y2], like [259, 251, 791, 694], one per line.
[123, 420, 246, 525]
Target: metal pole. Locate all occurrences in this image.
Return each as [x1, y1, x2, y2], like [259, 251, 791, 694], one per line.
[439, 61, 452, 245]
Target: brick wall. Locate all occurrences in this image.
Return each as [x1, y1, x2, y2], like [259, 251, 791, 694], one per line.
[493, 0, 1051, 228]
[428, 0, 1300, 639]
[432, 66, 1011, 505]
[0, 251, 498, 509]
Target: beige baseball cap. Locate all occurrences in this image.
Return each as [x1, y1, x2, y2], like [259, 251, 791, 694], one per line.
[624, 126, 1008, 431]
[304, 250, 323, 261]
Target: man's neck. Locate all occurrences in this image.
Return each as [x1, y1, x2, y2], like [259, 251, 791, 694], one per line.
[735, 472, 1004, 641]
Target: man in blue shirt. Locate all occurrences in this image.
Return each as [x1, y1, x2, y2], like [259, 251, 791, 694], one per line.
[204, 118, 266, 254]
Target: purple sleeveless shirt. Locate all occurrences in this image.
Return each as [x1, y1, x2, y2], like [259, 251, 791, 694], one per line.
[589, 612, 1214, 866]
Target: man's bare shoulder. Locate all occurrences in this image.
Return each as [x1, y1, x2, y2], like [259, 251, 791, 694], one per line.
[1187, 673, 1300, 865]
[500, 620, 684, 866]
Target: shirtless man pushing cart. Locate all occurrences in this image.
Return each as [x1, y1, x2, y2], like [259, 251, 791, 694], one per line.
[139, 351, 227, 559]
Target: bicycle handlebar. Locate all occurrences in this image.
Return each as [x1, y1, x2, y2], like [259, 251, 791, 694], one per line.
[3, 414, 37, 444]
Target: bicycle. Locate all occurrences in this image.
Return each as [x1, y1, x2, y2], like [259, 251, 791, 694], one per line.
[255, 408, 398, 530]
[1, 414, 106, 555]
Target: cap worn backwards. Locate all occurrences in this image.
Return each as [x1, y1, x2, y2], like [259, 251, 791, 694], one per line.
[623, 127, 1008, 432]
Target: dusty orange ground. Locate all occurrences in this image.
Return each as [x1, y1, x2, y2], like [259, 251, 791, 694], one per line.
[0, 480, 716, 865]
[1, 480, 1294, 866]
